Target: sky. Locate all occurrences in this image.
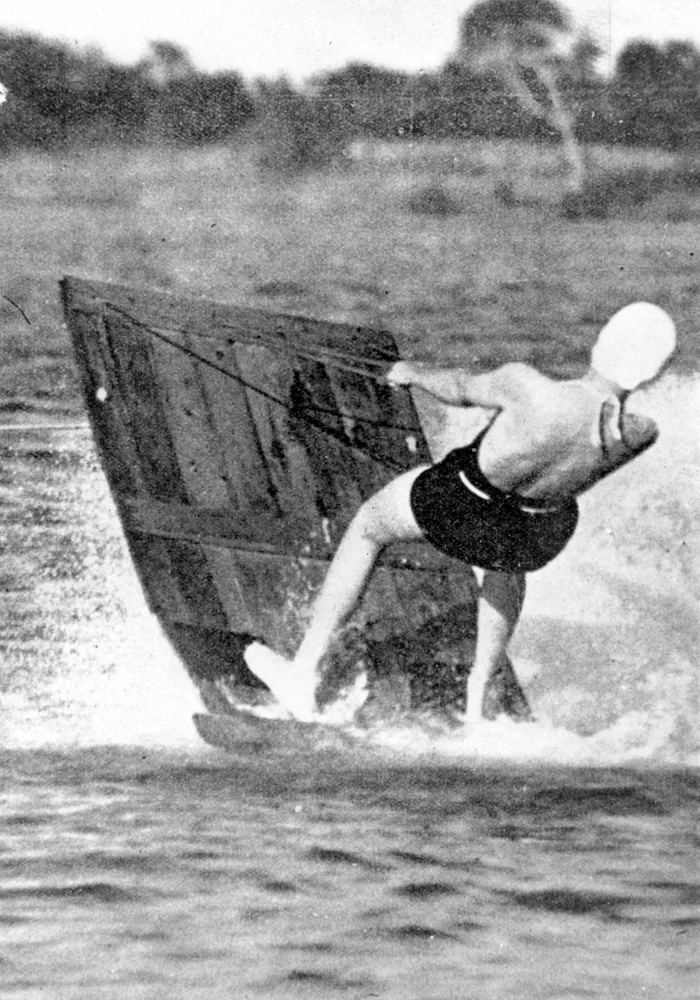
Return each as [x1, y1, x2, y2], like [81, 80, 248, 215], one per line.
[1, 0, 699, 82]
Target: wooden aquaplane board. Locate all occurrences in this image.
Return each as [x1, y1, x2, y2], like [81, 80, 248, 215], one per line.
[62, 276, 525, 717]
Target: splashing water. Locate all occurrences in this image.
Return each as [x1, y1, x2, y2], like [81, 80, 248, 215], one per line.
[0, 428, 204, 750]
[1, 373, 698, 765]
[508, 372, 700, 765]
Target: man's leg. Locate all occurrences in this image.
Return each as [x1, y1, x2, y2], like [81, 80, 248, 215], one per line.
[245, 465, 428, 718]
[465, 571, 526, 726]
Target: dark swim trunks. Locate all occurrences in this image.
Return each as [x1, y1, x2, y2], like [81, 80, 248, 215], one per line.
[410, 428, 579, 572]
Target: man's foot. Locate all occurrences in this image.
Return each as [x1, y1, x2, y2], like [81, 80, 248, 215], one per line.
[243, 642, 319, 722]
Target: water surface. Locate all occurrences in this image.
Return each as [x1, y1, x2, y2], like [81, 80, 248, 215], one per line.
[1, 394, 698, 998]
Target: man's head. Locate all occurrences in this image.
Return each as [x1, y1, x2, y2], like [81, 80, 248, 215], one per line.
[591, 303, 676, 391]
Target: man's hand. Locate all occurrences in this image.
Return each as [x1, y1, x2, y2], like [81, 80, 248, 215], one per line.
[385, 361, 415, 387]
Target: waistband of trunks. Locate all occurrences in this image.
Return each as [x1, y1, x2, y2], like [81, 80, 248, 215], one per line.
[457, 469, 563, 515]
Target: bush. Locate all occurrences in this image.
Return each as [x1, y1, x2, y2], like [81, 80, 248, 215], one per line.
[406, 181, 462, 216]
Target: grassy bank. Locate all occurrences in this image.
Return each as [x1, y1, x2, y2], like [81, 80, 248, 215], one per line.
[0, 139, 698, 421]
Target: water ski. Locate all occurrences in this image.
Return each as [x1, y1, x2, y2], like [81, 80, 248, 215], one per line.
[193, 708, 361, 756]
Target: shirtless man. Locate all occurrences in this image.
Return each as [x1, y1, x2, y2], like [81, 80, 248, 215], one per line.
[245, 302, 676, 724]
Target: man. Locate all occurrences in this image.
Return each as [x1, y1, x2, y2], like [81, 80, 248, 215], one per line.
[245, 302, 676, 724]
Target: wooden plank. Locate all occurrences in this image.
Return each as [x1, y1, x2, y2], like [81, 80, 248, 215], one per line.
[149, 332, 232, 509]
[124, 534, 212, 625]
[193, 337, 287, 523]
[162, 537, 230, 630]
[142, 326, 292, 527]
[159, 624, 255, 690]
[61, 276, 401, 359]
[232, 342, 318, 540]
[327, 367, 410, 499]
[101, 310, 189, 503]
[288, 357, 365, 545]
[126, 534, 229, 630]
[200, 545, 257, 635]
[118, 495, 290, 552]
[284, 313, 399, 364]
[64, 303, 140, 498]
[213, 551, 304, 655]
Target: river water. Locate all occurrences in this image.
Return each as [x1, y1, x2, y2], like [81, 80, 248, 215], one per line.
[1, 375, 699, 999]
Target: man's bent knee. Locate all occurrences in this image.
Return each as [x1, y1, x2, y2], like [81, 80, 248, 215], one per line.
[347, 467, 427, 550]
[351, 498, 392, 548]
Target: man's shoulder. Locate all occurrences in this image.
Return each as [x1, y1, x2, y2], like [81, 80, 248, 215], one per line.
[490, 362, 553, 397]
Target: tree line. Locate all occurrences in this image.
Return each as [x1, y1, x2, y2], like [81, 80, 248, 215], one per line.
[0, 19, 699, 154]
[0, 37, 255, 147]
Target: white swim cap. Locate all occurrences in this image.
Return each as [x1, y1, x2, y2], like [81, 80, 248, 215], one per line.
[591, 302, 676, 391]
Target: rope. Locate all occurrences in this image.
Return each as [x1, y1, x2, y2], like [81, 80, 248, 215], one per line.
[102, 303, 420, 473]
[105, 302, 396, 397]
[219, 320, 395, 374]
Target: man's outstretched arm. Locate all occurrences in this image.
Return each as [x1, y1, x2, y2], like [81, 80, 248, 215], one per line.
[386, 360, 538, 409]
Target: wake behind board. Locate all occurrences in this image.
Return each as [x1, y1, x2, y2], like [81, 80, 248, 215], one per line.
[193, 709, 363, 756]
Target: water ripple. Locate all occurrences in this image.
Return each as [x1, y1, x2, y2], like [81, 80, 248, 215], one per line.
[394, 881, 458, 899]
[504, 888, 638, 918]
[0, 882, 137, 903]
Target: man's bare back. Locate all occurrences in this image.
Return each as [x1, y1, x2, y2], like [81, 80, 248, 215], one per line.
[391, 360, 659, 502]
